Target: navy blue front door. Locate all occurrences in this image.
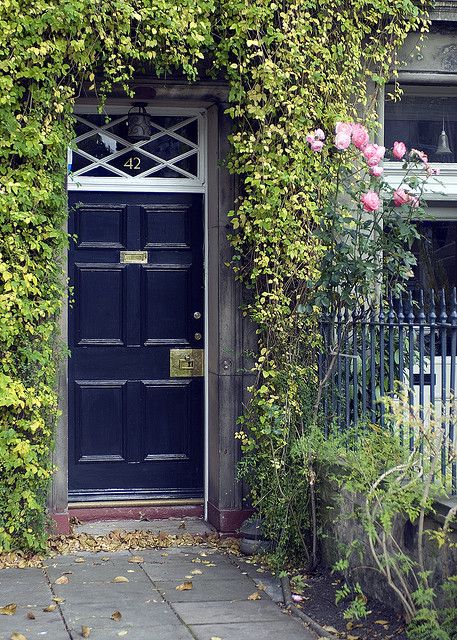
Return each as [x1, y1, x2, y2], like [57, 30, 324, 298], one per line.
[68, 192, 204, 501]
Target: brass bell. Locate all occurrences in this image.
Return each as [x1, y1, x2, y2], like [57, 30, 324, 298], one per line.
[436, 118, 452, 156]
[127, 103, 152, 142]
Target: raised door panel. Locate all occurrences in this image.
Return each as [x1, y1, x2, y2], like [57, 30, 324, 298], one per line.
[75, 204, 127, 248]
[140, 204, 190, 248]
[75, 381, 126, 462]
[141, 380, 191, 461]
[141, 265, 190, 345]
[75, 264, 126, 345]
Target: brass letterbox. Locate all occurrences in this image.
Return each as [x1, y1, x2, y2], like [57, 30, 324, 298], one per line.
[170, 349, 204, 377]
[120, 250, 148, 264]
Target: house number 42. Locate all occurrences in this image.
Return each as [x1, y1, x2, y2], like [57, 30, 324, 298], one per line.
[124, 156, 141, 170]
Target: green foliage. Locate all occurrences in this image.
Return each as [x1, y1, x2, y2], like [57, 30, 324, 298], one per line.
[323, 390, 456, 635]
[225, 0, 431, 564]
[0, 0, 432, 554]
[0, 0, 215, 551]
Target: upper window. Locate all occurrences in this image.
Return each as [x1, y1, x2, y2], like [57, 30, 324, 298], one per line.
[385, 89, 457, 165]
[69, 107, 205, 188]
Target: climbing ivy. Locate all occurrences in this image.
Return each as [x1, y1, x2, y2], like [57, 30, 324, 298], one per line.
[0, 0, 215, 551]
[216, 0, 432, 560]
[0, 0, 430, 551]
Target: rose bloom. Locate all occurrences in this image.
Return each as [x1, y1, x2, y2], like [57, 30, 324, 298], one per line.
[335, 131, 351, 150]
[393, 141, 407, 160]
[335, 121, 353, 136]
[426, 165, 440, 176]
[306, 134, 315, 144]
[409, 196, 420, 208]
[314, 128, 325, 141]
[393, 189, 410, 207]
[370, 165, 384, 177]
[352, 124, 369, 149]
[310, 140, 324, 152]
[361, 191, 381, 212]
[363, 143, 385, 163]
[411, 148, 428, 163]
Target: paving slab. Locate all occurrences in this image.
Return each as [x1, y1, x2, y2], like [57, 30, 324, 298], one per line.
[75, 517, 214, 537]
[189, 619, 314, 640]
[1, 537, 315, 640]
[172, 599, 291, 624]
[0, 605, 67, 640]
[68, 623, 195, 640]
[155, 575, 264, 603]
[60, 599, 175, 627]
[0, 568, 53, 606]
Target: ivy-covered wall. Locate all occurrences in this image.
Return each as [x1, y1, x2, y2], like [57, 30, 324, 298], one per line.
[0, 0, 431, 552]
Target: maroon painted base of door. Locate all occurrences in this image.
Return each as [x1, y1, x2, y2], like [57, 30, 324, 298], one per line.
[68, 192, 204, 502]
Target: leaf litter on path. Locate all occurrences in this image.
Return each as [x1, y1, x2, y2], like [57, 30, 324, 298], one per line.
[0, 603, 17, 615]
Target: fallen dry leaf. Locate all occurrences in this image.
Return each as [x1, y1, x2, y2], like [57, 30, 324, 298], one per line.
[52, 597, 65, 603]
[111, 611, 122, 621]
[322, 626, 338, 634]
[81, 626, 91, 638]
[118, 632, 128, 637]
[128, 556, 144, 564]
[247, 592, 261, 601]
[347, 635, 360, 640]
[54, 575, 69, 585]
[176, 581, 193, 591]
[0, 603, 17, 615]
[43, 604, 57, 612]
[257, 581, 266, 591]
[26, 612, 36, 620]
[375, 620, 389, 625]
[112, 576, 129, 583]
[74, 557, 85, 564]
[10, 633, 27, 640]
[210, 637, 222, 640]
[191, 569, 202, 575]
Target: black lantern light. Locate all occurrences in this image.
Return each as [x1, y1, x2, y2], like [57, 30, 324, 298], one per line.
[127, 103, 152, 142]
[436, 116, 452, 157]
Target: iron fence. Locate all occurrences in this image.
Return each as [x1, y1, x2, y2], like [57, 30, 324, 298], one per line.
[318, 289, 457, 495]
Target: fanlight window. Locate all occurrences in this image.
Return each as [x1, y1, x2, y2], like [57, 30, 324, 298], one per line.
[70, 112, 201, 182]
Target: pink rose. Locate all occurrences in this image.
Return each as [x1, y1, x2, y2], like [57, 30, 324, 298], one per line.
[367, 155, 381, 167]
[352, 124, 369, 150]
[370, 165, 384, 177]
[411, 148, 428, 163]
[393, 141, 407, 160]
[335, 122, 353, 136]
[363, 143, 385, 163]
[361, 191, 381, 212]
[426, 165, 440, 176]
[409, 196, 420, 208]
[335, 131, 351, 150]
[306, 134, 314, 144]
[310, 140, 324, 152]
[314, 128, 325, 141]
[393, 189, 410, 207]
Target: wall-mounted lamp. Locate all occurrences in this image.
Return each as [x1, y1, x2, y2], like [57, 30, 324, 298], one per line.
[127, 103, 152, 142]
[436, 116, 452, 156]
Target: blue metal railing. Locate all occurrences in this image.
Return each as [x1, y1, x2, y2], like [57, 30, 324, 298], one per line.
[319, 289, 457, 495]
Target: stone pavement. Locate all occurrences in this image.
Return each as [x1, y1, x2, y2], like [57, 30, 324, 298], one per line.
[0, 541, 316, 640]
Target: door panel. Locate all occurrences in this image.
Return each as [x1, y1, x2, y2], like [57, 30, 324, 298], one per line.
[68, 192, 204, 501]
